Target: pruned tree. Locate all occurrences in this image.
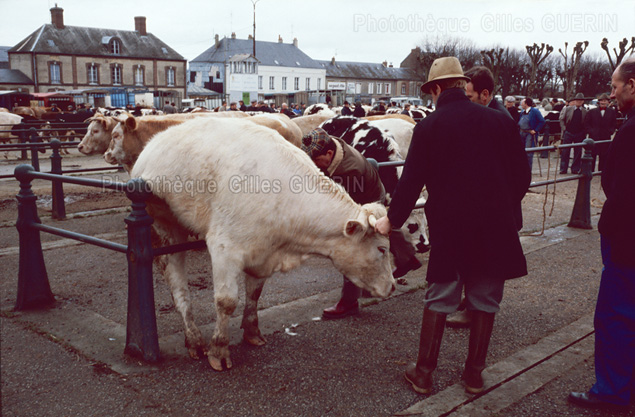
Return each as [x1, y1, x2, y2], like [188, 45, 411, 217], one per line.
[559, 41, 589, 100]
[601, 37, 635, 71]
[480, 47, 505, 95]
[525, 43, 554, 97]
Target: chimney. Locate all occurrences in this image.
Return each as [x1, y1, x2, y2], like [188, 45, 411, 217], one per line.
[231, 32, 236, 39]
[331, 57, 335, 65]
[215, 34, 220, 48]
[389, 63, 393, 68]
[50, 4, 64, 29]
[382, 60, 388, 67]
[278, 35, 283, 43]
[134, 16, 147, 36]
[293, 37, 298, 47]
[248, 34, 253, 40]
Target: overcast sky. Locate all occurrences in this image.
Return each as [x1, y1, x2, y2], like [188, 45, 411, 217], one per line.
[1, 0, 633, 67]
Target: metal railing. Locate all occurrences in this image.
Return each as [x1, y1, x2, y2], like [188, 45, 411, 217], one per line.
[12, 164, 209, 362]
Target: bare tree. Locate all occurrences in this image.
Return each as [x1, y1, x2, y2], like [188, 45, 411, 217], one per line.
[480, 47, 505, 95]
[525, 43, 554, 97]
[559, 41, 589, 100]
[600, 37, 635, 71]
[577, 53, 612, 97]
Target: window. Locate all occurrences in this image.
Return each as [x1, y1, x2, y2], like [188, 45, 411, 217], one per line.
[269, 76, 275, 90]
[166, 67, 175, 86]
[49, 62, 61, 84]
[318, 78, 322, 90]
[294, 77, 299, 90]
[385, 83, 391, 95]
[355, 83, 362, 94]
[305, 77, 310, 91]
[368, 82, 374, 94]
[376, 83, 382, 94]
[87, 63, 99, 85]
[111, 64, 122, 85]
[401, 83, 406, 95]
[110, 39, 121, 55]
[282, 77, 287, 90]
[258, 75, 263, 90]
[190, 71, 197, 83]
[135, 66, 145, 86]
[216, 71, 220, 79]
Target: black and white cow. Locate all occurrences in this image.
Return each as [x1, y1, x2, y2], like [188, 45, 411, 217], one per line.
[319, 115, 430, 253]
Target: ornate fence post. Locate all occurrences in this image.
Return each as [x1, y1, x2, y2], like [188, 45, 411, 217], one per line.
[568, 138, 594, 229]
[50, 139, 66, 220]
[124, 178, 160, 362]
[29, 127, 40, 172]
[14, 164, 55, 310]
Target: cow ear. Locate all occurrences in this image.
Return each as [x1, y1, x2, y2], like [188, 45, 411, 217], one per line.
[344, 219, 367, 238]
[124, 116, 137, 132]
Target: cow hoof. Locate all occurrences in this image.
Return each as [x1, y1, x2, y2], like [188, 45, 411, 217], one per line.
[188, 348, 202, 360]
[208, 355, 232, 371]
[244, 334, 267, 346]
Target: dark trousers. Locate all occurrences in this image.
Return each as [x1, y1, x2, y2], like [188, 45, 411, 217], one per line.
[560, 131, 585, 173]
[589, 236, 635, 406]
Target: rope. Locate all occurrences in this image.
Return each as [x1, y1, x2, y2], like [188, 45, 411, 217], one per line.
[528, 136, 560, 237]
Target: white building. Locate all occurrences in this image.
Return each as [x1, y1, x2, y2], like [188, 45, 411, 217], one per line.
[190, 34, 325, 105]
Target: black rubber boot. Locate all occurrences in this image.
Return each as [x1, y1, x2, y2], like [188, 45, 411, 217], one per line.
[463, 311, 496, 394]
[404, 308, 447, 394]
[322, 276, 361, 320]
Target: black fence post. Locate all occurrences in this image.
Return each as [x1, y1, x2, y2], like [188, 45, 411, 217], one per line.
[29, 127, 40, 172]
[18, 123, 28, 160]
[50, 139, 66, 220]
[568, 138, 594, 229]
[123, 178, 160, 362]
[14, 164, 55, 310]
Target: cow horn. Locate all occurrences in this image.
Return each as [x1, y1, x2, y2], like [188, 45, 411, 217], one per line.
[368, 214, 377, 228]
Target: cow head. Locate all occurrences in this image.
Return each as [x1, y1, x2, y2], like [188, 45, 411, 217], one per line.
[330, 203, 395, 298]
[104, 115, 135, 168]
[78, 116, 116, 155]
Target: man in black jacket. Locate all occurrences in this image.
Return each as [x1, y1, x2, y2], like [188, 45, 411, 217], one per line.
[584, 93, 617, 171]
[375, 57, 531, 395]
[464, 66, 510, 119]
[341, 101, 353, 116]
[568, 56, 635, 411]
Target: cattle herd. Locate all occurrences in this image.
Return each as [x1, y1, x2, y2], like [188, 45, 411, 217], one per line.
[1, 102, 432, 370]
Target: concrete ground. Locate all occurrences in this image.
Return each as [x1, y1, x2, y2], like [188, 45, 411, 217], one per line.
[1, 150, 632, 416]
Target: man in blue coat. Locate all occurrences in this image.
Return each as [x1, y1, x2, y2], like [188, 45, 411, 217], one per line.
[569, 57, 635, 411]
[375, 57, 531, 395]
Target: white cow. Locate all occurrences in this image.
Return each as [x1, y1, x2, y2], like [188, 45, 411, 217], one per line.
[131, 117, 394, 370]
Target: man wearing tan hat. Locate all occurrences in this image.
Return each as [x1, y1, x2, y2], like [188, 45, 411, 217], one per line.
[374, 57, 531, 395]
[559, 92, 588, 174]
[584, 93, 617, 171]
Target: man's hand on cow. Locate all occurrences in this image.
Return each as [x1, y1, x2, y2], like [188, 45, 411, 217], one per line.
[374, 216, 392, 236]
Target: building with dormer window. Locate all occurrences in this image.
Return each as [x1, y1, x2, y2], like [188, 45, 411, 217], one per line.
[190, 33, 325, 105]
[4, 6, 186, 109]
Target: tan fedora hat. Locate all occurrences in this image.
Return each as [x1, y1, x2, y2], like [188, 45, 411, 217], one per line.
[568, 92, 586, 101]
[421, 57, 470, 93]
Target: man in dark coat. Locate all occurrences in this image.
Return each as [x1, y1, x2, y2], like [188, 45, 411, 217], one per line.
[375, 57, 531, 395]
[584, 93, 617, 171]
[569, 57, 635, 411]
[504, 96, 520, 124]
[447, 66, 519, 329]
[465, 66, 511, 119]
[353, 101, 365, 117]
[341, 101, 353, 116]
[559, 92, 588, 173]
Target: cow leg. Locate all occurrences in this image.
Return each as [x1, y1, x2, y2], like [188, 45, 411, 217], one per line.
[207, 241, 241, 371]
[152, 225, 206, 360]
[241, 275, 266, 346]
